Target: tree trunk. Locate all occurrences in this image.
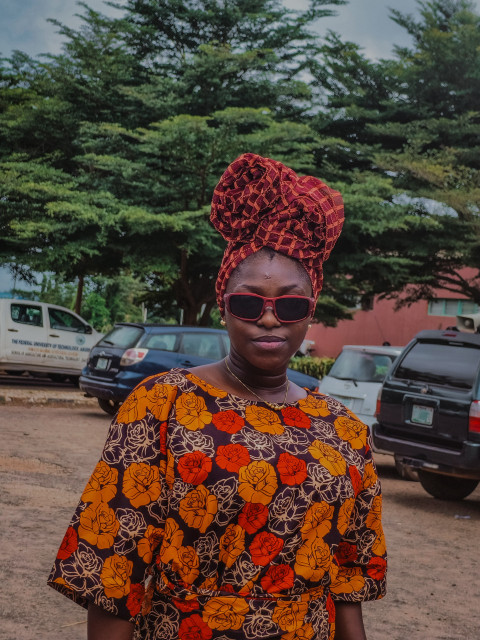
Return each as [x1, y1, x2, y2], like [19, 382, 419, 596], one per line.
[74, 274, 84, 315]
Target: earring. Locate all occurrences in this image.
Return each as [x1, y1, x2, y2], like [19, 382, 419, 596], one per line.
[308, 324, 312, 329]
[220, 319, 226, 326]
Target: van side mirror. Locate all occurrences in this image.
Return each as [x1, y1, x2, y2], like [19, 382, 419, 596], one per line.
[85, 325, 93, 334]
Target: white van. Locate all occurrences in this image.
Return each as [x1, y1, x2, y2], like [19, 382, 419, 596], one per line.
[0, 298, 101, 380]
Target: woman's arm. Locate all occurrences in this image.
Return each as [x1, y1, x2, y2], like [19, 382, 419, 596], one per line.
[334, 602, 367, 640]
[87, 603, 135, 640]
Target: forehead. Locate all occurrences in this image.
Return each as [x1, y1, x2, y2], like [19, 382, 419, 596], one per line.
[226, 250, 312, 296]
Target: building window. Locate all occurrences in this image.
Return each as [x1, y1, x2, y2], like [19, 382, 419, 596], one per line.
[428, 299, 479, 316]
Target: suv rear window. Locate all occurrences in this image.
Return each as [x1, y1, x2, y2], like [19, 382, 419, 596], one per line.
[98, 325, 144, 349]
[329, 350, 396, 382]
[395, 342, 480, 390]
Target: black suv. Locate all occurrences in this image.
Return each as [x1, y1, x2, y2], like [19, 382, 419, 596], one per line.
[373, 329, 480, 500]
[80, 323, 319, 415]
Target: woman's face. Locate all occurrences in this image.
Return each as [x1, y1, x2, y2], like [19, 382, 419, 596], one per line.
[224, 250, 313, 373]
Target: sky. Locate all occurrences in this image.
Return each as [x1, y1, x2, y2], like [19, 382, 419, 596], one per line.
[3, 0, 479, 61]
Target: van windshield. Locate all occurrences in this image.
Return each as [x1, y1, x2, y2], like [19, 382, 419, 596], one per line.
[329, 350, 396, 383]
[395, 342, 480, 390]
[98, 325, 144, 349]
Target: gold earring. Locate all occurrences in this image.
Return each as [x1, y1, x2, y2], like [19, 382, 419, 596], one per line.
[220, 319, 226, 326]
[308, 324, 312, 329]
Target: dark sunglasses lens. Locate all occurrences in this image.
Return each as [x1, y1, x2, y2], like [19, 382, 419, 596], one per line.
[229, 295, 264, 319]
[275, 297, 310, 321]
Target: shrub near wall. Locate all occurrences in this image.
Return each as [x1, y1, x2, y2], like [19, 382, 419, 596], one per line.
[289, 356, 335, 380]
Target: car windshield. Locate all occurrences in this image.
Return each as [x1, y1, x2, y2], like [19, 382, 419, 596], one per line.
[97, 325, 144, 349]
[395, 342, 480, 390]
[329, 350, 396, 383]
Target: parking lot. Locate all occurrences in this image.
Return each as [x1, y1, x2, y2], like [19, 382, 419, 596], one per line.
[1, 394, 480, 640]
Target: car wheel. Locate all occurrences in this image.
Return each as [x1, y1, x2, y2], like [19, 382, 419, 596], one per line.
[417, 470, 479, 501]
[394, 455, 419, 482]
[98, 398, 120, 416]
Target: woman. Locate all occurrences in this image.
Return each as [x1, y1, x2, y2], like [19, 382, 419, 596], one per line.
[48, 153, 387, 640]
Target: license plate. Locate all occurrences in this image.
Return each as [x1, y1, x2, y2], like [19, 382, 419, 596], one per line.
[96, 357, 110, 370]
[334, 395, 355, 408]
[411, 404, 433, 426]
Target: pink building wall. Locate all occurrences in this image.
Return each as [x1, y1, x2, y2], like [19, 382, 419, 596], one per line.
[307, 269, 479, 358]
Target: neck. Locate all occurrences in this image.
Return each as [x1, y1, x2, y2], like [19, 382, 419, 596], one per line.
[225, 352, 289, 391]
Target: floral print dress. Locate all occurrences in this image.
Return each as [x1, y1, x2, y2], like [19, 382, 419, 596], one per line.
[48, 368, 387, 639]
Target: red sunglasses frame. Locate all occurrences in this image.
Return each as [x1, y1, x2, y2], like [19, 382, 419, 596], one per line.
[224, 293, 315, 323]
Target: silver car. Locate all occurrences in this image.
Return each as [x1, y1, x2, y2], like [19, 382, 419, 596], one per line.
[318, 345, 403, 428]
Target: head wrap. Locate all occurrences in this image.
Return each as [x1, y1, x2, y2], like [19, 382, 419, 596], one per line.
[210, 153, 344, 314]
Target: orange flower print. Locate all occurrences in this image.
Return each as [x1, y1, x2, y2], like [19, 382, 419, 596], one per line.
[202, 596, 249, 631]
[272, 600, 308, 632]
[294, 535, 331, 582]
[200, 574, 219, 593]
[219, 524, 245, 568]
[335, 542, 358, 566]
[173, 596, 200, 613]
[334, 416, 367, 450]
[137, 525, 164, 563]
[117, 385, 148, 424]
[100, 554, 133, 599]
[300, 501, 334, 540]
[122, 463, 161, 508]
[249, 531, 283, 566]
[126, 582, 145, 617]
[176, 393, 212, 431]
[212, 410, 245, 434]
[308, 440, 347, 476]
[216, 444, 250, 473]
[297, 395, 331, 417]
[81, 460, 118, 504]
[172, 545, 200, 584]
[362, 462, 377, 490]
[57, 526, 78, 560]
[245, 405, 284, 435]
[165, 450, 175, 489]
[186, 373, 228, 398]
[78, 502, 120, 549]
[277, 453, 307, 485]
[367, 556, 387, 580]
[365, 496, 383, 533]
[281, 622, 315, 640]
[238, 460, 278, 505]
[178, 451, 212, 485]
[337, 498, 355, 536]
[179, 613, 213, 640]
[330, 567, 365, 595]
[348, 465, 362, 497]
[260, 564, 294, 594]
[147, 383, 176, 421]
[159, 518, 184, 564]
[179, 485, 218, 533]
[238, 502, 268, 534]
[372, 529, 386, 556]
[281, 407, 311, 429]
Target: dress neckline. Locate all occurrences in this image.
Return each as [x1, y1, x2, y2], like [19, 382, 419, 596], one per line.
[176, 367, 310, 409]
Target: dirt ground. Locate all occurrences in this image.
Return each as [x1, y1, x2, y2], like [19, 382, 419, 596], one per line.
[1, 403, 479, 640]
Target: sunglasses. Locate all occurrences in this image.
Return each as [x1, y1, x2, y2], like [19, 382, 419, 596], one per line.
[224, 293, 315, 323]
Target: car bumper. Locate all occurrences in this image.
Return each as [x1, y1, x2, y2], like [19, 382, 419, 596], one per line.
[79, 373, 142, 402]
[373, 423, 480, 478]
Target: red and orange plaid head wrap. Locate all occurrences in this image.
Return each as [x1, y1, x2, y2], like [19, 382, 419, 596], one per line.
[210, 153, 344, 314]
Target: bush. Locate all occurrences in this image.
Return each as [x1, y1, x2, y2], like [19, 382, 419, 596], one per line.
[289, 355, 335, 380]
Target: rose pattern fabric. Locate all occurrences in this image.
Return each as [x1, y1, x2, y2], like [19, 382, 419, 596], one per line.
[48, 368, 386, 639]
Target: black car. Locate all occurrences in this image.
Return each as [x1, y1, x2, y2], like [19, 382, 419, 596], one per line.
[80, 323, 319, 415]
[373, 329, 480, 500]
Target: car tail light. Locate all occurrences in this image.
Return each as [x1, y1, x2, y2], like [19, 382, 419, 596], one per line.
[375, 391, 382, 418]
[120, 348, 149, 366]
[469, 400, 480, 433]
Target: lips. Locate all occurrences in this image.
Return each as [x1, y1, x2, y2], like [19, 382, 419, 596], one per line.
[252, 335, 286, 350]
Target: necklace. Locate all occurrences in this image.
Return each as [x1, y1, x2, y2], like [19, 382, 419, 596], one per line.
[224, 357, 290, 410]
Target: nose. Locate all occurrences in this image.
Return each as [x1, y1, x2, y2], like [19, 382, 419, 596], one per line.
[257, 304, 281, 327]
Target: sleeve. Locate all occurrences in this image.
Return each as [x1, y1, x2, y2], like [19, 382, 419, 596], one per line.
[331, 428, 387, 603]
[47, 377, 178, 621]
